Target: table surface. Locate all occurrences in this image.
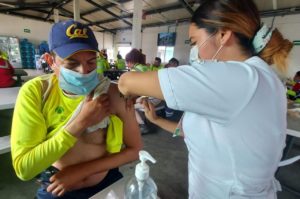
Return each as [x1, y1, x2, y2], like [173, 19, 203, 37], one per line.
[14, 68, 28, 76]
[90, 177, 127, 199]
[0, 87, 20, 110]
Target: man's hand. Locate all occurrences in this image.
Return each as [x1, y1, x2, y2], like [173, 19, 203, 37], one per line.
[46, 165, 87, 196]
[66, 93, 111, 137]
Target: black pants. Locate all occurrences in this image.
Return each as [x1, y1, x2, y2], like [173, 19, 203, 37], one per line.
[36, 168, 123, 199]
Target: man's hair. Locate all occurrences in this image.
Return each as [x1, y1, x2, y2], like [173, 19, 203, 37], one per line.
[117, 54, 122, 59]
[168, 58, 179, 66]
[125, 48, 145, 65]
[155, 57, 161, 63]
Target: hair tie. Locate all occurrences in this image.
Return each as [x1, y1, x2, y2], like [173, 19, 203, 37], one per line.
[252, 24, 273, 54]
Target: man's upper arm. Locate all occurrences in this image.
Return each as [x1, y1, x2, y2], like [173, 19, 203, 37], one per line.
[108, 84, 142, 148]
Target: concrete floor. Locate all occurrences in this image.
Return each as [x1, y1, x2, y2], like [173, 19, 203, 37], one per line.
[1, 109, 300, 199]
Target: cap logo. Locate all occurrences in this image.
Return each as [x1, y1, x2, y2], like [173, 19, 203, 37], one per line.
[66, 24, 88, 39]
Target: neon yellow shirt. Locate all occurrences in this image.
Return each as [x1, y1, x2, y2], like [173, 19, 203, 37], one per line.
[96, 56, 110, 74]
[150, 64, 164, 71]
[116, 58, 126, 70]
[131, 64, 149, 72]
[11, 74, 123, 180]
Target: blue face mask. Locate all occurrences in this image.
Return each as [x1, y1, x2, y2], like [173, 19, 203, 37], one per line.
[59, 67, 100, 95]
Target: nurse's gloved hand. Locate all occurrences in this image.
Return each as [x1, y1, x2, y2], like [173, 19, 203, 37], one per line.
[142, 98, 158, 123]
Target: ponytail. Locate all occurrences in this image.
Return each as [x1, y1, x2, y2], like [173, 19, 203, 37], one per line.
[259, 29, 293, 77]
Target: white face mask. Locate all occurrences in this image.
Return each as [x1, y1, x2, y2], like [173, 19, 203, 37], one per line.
[189, 33, 223, 65]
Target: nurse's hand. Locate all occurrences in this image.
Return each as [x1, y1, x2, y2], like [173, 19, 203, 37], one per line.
[142, 98, 158, 123]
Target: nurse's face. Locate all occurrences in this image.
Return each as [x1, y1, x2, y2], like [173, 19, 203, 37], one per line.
[188, 23, 219, 60]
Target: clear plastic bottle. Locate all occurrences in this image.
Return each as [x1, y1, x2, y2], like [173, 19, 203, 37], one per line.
[124, 150, 158, 199]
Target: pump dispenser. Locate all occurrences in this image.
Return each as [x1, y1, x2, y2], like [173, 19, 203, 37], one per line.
[125, 150, 158, 199]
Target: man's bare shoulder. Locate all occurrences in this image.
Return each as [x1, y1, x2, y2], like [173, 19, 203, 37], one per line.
[107, 83, 125, 114]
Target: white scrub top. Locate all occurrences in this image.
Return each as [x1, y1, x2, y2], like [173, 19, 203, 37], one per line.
[158, 56, 286, 199]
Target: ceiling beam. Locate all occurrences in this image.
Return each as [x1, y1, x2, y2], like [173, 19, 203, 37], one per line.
[178, 0, 194, 15]
[86, 0, 132, 27]
[260, 6, 300, 17]
[44, 0, 69, 21]
[58, 6, 116, 34]
[0, 3, 53, 12]
[110, 17, 190, 32]
[88, 3, 183, 26]
[81, 0, 132, 17]
[1, 11, 54, 23]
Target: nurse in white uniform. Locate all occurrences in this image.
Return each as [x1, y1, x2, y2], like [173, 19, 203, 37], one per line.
[118, 0, 293, 198]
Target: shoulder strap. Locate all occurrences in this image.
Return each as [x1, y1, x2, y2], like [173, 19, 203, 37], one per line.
[41, 74, 54, 105]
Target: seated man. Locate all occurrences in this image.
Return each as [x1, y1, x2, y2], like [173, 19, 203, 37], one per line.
[0, 50, 18, 87]
[11, 19, 142, 199]
[163, 58, 181, 118]
[150, 57, 163, 71]
[115, 54, 126, 70]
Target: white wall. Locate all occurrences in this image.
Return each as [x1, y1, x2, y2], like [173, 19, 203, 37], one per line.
[94, 32, 114, 50]
[0, 13, 113, 51]
[0, 13, 51, 45]
[115, 22, 191, 65]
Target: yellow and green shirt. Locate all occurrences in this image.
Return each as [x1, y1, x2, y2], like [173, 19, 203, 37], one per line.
[115, 58, 126, 70]
[11, 74, 123, 180]
[131, 64, 149, 72]
[150, 64, 164, 71]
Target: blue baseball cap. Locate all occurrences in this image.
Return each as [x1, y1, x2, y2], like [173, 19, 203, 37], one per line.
[49, 19, 99, 59]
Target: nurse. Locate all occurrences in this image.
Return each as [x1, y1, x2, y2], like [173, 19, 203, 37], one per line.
[118, 0, 293, 198]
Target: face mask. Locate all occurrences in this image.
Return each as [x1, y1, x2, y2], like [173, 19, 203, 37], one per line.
[59, 67, 99, 95]
[189, 33, 223, 65]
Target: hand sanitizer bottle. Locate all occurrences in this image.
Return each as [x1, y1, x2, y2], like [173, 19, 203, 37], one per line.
[125, 150, 158, 199]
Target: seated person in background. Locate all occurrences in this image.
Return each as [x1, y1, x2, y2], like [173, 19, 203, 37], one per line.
[115, 54, 126, 70]
[125, 48, 149, 72]
[39, 53, 53, 73]
[142, 97, 179, 134]
[287, 71, 300, 101]
[11, 19, 142, 199]
[165, 57, 179, 68]
[150, 57, 163, 71]
[96, 50, 110, 74]
[0, 50, 18, 88]
[163, 58, 182, 118]
[292, 71, 300, 92]
[139, 49, 146, 65]
[125, 48, 152, 133]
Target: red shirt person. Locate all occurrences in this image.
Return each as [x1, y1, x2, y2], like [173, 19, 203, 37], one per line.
[0, 55, 16, 88]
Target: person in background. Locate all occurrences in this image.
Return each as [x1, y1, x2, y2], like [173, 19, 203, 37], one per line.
[0, 50, 18, 88]
[96, 51, 110, 74]
[115, 54, 126, 70]
[291, 71, 300, 92]
[286, 71, 300, 102]
[11, 19, 142, 199]
[118, 0, 293, 197]
[139, 49, 146, 65]
[142, 97, 178, 133]
[125, 48, 153, 134]
[165, 57, 179, 68]
[163, 58, 182, 119]
[125, 48, 148, 72]
[150, 57, 163, 71]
